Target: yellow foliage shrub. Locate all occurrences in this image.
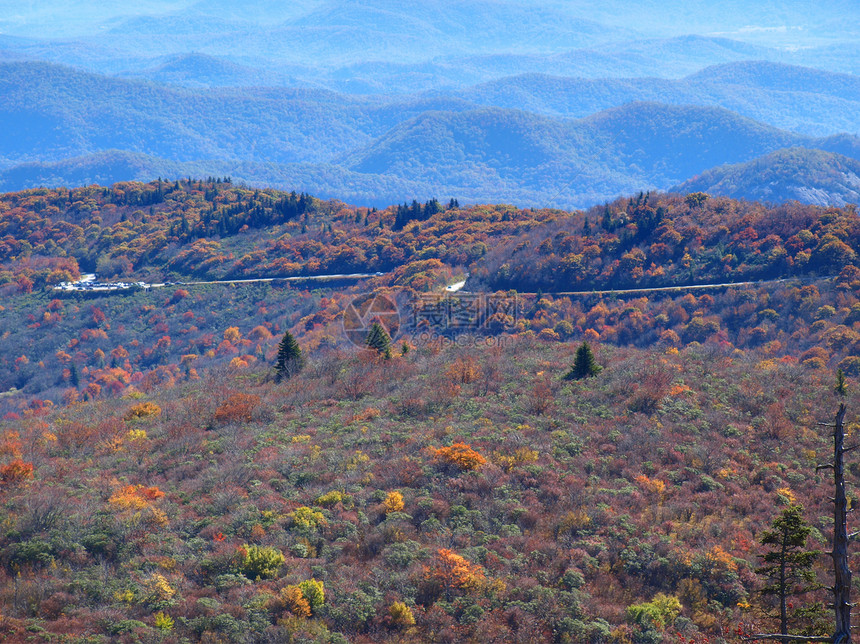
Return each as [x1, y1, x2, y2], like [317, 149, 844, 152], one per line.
[109, 484, 165, 511]
[635, 475, 667, 496]
[126, 428, 147, 442]
[494, 447, 538, 472]
[557, 509, 592, 536]
[142, 573, 176, 605]
[383, 491, 405, 513]
[315, 490, 345, 507]
[389, 601, 416, 628]
[288, 506, 327, 531]
[123, 402, 161, 421]
[275, 586, 311, 618]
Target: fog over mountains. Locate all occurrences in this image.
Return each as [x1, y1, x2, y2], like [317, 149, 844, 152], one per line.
[1, 0, 858, 207]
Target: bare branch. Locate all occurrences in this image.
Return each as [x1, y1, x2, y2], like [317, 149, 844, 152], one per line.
[743, 635, 833, 642]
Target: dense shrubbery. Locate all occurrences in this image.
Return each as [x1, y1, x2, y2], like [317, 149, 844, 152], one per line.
[0, 330, 855, 642]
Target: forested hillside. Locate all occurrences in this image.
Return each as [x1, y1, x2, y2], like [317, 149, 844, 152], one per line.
[673, 148, 860, 206]
[0, 282, 856, 643]
[2, 180, 860, 641]
[2, 179, 860, 421]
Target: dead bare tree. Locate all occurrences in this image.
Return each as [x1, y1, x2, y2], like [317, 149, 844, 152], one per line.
[747, 404, 851, 643]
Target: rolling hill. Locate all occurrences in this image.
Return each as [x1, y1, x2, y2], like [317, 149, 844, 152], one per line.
[118, 53, 303, 88]
[339, 102, 857, 207]
[0, 150, 212, 193]
[0, 61, 392, 166]
[673, 147, 860, 206]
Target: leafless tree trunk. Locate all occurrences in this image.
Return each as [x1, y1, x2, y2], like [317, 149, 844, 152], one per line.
[832, 404, 850, 643]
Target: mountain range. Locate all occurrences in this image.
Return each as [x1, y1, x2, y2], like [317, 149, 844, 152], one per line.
[1, 1, 859, 208]
[0, 58, 859, 207]
[3, 0, 860, 89]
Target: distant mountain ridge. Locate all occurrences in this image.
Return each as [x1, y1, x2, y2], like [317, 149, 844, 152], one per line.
[120, 53, 294, 88]
[459, 61, 860, 136]
[338, 101, 860, 206]
[2, 0, 860, 90]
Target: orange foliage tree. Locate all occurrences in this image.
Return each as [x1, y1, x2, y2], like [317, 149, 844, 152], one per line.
[0, 459, 34, 485]
[433, 442, 486, 471]
[424, 549, 485, 601]
[213, 393, 262, 424]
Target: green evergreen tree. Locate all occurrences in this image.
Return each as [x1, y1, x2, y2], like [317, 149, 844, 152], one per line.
[564, 342, 602, 380]
[275, 331, 304, 382]
[69, 362, 80, 388]
[366, 321, 392, 359]
[756, 504, 822, 636]
[835, 368, 847, 397]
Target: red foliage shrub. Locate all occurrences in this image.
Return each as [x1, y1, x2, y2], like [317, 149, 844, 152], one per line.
[213, 393, 262, 424]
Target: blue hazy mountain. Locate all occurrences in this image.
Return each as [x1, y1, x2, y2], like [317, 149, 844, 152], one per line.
[2, 1, 858, 86]
[457, 62, 860, 136]
[2, 62, 857, 208]
[673, 147, 860, 206]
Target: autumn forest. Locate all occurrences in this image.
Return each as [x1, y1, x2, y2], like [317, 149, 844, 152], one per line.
[0, 177, 858, 642]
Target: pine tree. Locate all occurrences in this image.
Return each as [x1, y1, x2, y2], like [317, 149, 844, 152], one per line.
[366, 321, 392, 359]
[564, 342, 602, 380]
[836, 368, 847, 397]
[275, 331, 304, 382]
[756, 504, 822, 636]
[69, 362, 80, 388]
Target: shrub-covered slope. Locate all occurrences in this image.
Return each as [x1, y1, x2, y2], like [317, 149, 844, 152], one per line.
[1, 183, 860, 641]
[0, 332, 854, 642]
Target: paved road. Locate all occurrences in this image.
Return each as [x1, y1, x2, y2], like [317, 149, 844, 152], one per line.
[542, 277, 800, 297]
[447, 275, 829, 297]
[177, 273, 379, 286]
[57, 272, 825, 297]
